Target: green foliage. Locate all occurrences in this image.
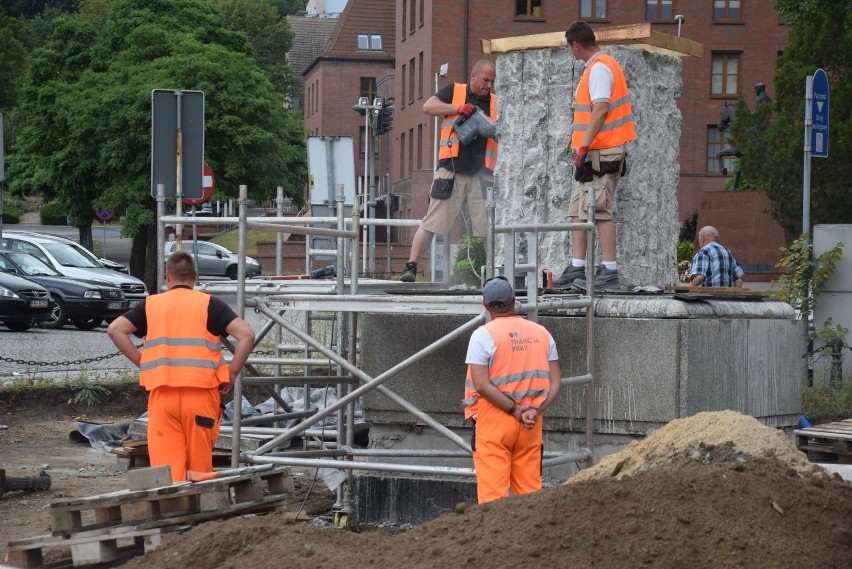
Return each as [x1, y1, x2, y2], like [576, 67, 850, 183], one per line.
[728, 2, 852, 234]
[452, 235, 486, 286]
[677, 211, 698, 244]
[721, 160, 758, 191]
[39, 200, 68, 225]
[773, 233, 843, 319]
[69, 380, 110, 407]
[814, 318, 849, 345]
[0, 194, 24, 223]
[802, 382, 852, 422]
[676, 241, 695, 264]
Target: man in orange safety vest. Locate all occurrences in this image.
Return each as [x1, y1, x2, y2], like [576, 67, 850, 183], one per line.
[464, 277, 562, 503]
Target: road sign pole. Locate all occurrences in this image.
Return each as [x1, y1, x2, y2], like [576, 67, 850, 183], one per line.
[176, 91, 184, 252]
[803, 74, 812, 240]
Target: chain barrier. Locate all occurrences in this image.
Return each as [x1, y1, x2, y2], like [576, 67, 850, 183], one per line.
[0, 344, 144, 368]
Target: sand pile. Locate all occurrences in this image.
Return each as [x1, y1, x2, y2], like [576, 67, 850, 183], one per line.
[570, 410, 820, 482]
[119, 411, 852, 569]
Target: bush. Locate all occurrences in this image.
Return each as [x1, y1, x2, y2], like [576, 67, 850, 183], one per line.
[452, 235, 486, 286]
[677, 241, 695, 263]
[1, 195, 23, 224]
[40, 201, 69, 225]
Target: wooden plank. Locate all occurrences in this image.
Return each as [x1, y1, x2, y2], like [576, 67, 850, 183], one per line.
[665, 285, 767, 297]
[482, 22, 701, 58]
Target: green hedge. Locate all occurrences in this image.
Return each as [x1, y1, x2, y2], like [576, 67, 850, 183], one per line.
[40, 201, 69, 225]
[1, 199, 23, 224]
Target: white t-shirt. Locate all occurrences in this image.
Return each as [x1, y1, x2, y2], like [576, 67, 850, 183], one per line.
[583, 52, 614, 104]
[465, 325, 559, 367]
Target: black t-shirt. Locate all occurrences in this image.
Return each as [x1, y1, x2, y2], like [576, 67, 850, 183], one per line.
[436, 83, 493, 175]
[122, 286, 239, 338]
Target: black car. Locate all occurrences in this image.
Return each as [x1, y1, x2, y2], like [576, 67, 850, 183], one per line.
[0, 251, 129, 330]
[0, 270, 52, 332]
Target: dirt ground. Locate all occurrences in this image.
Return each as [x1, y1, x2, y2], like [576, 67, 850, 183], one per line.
[2, 387, 852, 569]
[0, 383, 336, 563]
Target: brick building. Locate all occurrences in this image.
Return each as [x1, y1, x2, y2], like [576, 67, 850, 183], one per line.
[303, 1, 790, 277]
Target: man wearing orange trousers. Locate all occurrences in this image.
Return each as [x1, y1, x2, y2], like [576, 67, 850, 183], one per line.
[108, 252, 255, 482]
[464, 277, 561, 503]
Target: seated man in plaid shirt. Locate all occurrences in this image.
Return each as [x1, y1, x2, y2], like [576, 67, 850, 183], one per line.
[690, 226, 745, 288]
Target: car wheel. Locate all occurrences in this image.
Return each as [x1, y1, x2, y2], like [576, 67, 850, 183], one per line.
[42, 297, 68, 329]
[226, 265, 239, 280]
[72, 317, 103, 331]
[4, 321, 32, 332]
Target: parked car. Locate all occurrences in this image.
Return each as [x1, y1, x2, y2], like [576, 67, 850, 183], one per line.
[0, 270, 53, 332]
[0, 251, 128, 330]
[4, 230, 130, 273]
[163, 240, 262, 279]
[0, 233, 148, 305]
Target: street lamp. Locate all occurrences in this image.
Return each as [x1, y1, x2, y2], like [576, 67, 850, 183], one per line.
[674, 15, 685, 38]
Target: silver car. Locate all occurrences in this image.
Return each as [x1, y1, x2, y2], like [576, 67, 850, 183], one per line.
[163, 240, 262, 279]
[0, 233, 148, 305]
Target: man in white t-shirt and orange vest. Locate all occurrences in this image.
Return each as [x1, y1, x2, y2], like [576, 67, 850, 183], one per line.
[463, 277, 562, 503]
[555, 21, 636, 291]
[400, 60, 498, 282]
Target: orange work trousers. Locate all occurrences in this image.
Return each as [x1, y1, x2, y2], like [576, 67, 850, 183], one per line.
[472, 398, 543, 504]
[147, 385, 221, 483]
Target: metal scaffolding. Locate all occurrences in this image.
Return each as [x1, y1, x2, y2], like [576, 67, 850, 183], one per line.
[157, 181, 599, 525]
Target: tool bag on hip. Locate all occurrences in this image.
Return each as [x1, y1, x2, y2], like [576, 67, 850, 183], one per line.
[430, 167, 455, 200]
[574, 150, 627, 182]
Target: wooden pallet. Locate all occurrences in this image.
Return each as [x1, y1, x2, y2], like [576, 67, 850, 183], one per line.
[4, 524, 181, 569]
[48, 467, 293, 536]
[795, 419, 852, 464]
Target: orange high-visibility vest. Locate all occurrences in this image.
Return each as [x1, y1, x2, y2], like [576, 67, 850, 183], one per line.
[139, 288, 229, 391]
[463, 316, 552, 420]
[438, 83, 499, 170]
[571, 52, 636, 150]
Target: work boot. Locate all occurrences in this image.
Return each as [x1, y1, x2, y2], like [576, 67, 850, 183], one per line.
[553, 264, 586, 288]
[575, 266, 620, 290]
[399, 261, 418, 282]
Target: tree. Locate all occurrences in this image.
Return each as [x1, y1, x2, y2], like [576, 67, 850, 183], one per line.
[7, 0, 306, 290]
[730, 1, 852, 238]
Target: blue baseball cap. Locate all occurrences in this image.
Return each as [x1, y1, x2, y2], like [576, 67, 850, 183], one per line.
[483, 277, 514, 307]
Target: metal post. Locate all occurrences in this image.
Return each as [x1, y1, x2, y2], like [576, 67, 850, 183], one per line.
[156, 184, 166, 292]
[584, 184, 596, 460]
[803, 74, 814, 377]
[368, 132, 377, 276]
[230, 183, 248, 468]
[385, 173, 391, 275]
[175, 91, 183, 252]
[275, 186, 284, 276]
[485, 185, 495, 280]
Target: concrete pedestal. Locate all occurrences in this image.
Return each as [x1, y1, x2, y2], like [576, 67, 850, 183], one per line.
[354, 295, 802, 524]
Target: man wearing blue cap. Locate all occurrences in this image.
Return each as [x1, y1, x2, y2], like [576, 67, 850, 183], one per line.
[463, 277, 562, 503]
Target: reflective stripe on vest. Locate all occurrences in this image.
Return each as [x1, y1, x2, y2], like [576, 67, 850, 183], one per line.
[139, 288, 229, 391]
[438, 83, 499, 170]
[463, 316, 551, 420]
[571, 53, 636, 150]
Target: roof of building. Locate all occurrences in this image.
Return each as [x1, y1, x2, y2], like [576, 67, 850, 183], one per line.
[321, 0, 395, 62]
[287, 14, 340, 77]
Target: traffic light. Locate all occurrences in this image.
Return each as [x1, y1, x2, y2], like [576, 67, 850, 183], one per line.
[376, 100, 394, 135]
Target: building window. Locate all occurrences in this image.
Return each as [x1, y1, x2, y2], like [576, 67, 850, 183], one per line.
[707, 126, 733, 173]
[580, 0, 606, 19]
[400, 131, 406, 178]
[646, 0, 673, 20]
[408, 128, 414, 174]
[711, 53, 740, 96]
[410, 0, 416, 34]
[360, 77, 377, 102]
[418, 52, 424, 99]
[360, 127, 379, 158]
[401, 0, 406, 41]
[401, 64, 407, 109]
[357, 34, 383, 51]
[516, 0, 542, 18]
[417, 124, 423, 169]
[409, 58, 416, 105]
[714, 0, 741, 22]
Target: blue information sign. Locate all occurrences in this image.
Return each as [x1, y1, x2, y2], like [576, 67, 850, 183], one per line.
[811, 68, 829, 158]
